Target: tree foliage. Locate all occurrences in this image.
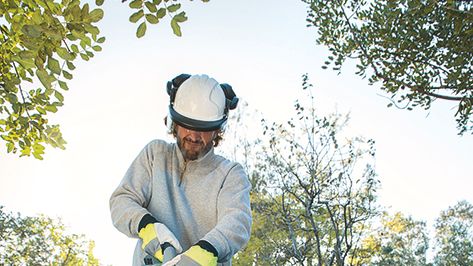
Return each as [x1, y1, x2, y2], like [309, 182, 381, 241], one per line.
[220, 101, 296, 265]
[355, 212, 430, 266]
[234, 192, 296, 266]
[126, 0, 209, 38]
[0, 206, 100, 265]
[223, 79, 473, 265]
[234, 75, 380, 266]
[0, 0, 105, 159]
[304, 0, 473, 134]
[434, 200, 473, 265]
[0, 0, 208, 159]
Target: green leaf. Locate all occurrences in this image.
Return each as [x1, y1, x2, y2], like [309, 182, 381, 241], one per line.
[92, 45, 102, 51]
[55, 91, 64, 102]
[62, 70, 73, 80]
[56, 47, 74, 61]
[58, 80, 69, 91]
[71, 44, 79, 53]
[96, 0, 105, 6]
[170, 18, 182, 36]
[79, 37, 92, 48]
[36, 69, 53, 89]
[167, 3, 181, 12]
[80, 53, 89, 61]
[45, 105, 58, 113]
[97, 36, 106, 43]
[7, 142, 14, 153]
[89, 9, 104, 23]
[153, 0, 162, 5]
[129, 0, 143, 9]
[22, 25, 42, 38]
[156, 8, 166, 19]
[47, 57, 61, 75]
[13, 56, 35, 69]
[82, 3, 90, 18]
[21, 146, 31, 157]
[84, 24, 100, 35]
[18, 50, 35, 60]
[145, 1, 157, 12]
[32, 143, 45, 160]
[136, 22, 147, 38]
[66, 61, 76, 70]
[129, 10, 144, 23]
[31, 10, 42, 24]
[36, 106, 46, 115]
[71, 5, 81, 20]
[146, 14, 159, 24]
[173, 12, 187, 23]
[454, 20, 462, 35]
[66, 33, 77, 41]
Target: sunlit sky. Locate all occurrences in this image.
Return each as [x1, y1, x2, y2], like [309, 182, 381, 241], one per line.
[1, 0, 472, 265]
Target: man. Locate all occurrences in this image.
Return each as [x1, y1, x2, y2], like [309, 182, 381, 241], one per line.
[110, 74, 252, 266]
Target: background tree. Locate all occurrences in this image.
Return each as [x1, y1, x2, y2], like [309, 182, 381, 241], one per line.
[354, 212, 430, 266]
[233, 75, 380, 266]
[303, 0, 473, 134]
[0, 206, 100, 265]
[0, 0, 208, 159]
[222, 80, 473, 266]
[222, 102, 297, 265]
[233, 192, 296, 266]
[0, 0, 106, 159]
[434, 200, 473, 265]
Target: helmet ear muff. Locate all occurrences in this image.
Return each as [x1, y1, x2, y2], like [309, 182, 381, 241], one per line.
[166, 73, 191, 132]
[167, 73, 191, 104]
[220, 83, 239, 113]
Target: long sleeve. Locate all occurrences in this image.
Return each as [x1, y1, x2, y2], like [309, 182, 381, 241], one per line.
[109, 141, 156, 237]
[202, 163, 252, 262]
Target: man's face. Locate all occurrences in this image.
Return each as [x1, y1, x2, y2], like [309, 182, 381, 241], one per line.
[175, 125, 217, 161]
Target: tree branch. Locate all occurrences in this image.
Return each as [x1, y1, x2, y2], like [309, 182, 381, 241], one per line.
[336, 0, 473, 103]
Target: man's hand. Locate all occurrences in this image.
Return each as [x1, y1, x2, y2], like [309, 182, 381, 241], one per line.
[138, 222, 183, 261]
[162, 244, 217, 266]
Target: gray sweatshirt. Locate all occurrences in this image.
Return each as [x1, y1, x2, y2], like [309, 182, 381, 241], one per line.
[109, 139, 252, 265]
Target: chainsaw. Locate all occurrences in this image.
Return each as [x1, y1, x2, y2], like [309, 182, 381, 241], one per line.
[143, 246, 177, 266]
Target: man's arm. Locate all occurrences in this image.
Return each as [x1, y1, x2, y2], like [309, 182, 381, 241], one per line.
[109, 142, 155, 237]
[201, 163, 252, 263]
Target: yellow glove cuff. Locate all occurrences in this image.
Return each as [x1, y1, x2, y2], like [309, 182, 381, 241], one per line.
[185, 245, 217, 266]
[154, 249, 164, 262]
[138, 223, 156, 249]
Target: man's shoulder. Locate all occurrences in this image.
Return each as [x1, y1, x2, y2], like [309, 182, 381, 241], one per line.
[144, 139, 175, 154]
[212, 153, 245, 174]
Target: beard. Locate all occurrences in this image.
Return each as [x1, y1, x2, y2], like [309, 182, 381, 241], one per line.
[177, 135, 213, 161]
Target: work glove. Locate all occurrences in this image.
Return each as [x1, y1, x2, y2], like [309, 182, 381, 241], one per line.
[138, 215, 182, 261]
[162, 241, 218, 266]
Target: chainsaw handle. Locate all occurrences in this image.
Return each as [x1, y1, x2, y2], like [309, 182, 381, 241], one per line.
[162, 246, 177, 263]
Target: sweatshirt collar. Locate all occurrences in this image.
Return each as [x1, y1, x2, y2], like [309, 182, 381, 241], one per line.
[175, 143, 215, 170]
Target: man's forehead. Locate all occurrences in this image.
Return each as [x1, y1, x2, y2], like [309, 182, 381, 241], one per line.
[176, 124, 218, 134]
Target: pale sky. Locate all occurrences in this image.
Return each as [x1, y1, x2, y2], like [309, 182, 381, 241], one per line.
[1, 1, 472, 265]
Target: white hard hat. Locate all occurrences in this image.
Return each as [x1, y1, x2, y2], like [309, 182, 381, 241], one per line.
[166, 74, 238, 131]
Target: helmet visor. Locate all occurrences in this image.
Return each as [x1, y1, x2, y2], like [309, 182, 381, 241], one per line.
[169, 106, 226, 132]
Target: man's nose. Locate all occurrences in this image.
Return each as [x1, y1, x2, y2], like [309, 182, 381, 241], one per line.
[186, 130, 201, 141]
